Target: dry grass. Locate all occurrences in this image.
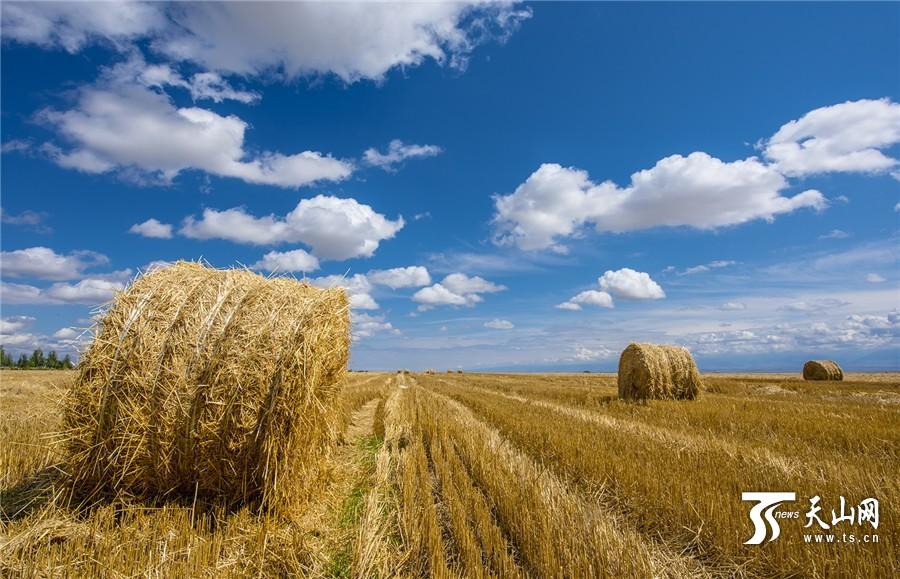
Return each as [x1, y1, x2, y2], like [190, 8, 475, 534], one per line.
[2, 369, 898, 577]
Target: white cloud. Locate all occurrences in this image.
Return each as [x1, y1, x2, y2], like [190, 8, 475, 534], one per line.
[309, 274, 377, 310]
[1, 209, 51, 233]
[4, 3, 530, 83]
[819, 229, 850, 240]
[107, 55, 260, 104]
[598, 268, 665, 300]
[571, 345, 614, 361]
[0, 315, 38, 348]
[367, 266, 431, 289]
[1, 1, 165, 52]
[179, 72, 259, 104]
[778, 298, 850, 313]
[1, 278, 124, 305]
[154, 3, 530, 82]
[493, 155, 825, 252]
[412, 283, 469, 309]
[764, 99, 900, 176]
[866, 273, 887, 284]
[556, 290, 614, 311]
[129, 218, 173, 239]
[691, 310, 899, 356]
[412, 273, 505, 311]
[720, 302, 747, 311]
[251, 249, 319, 273]
[484, 319, 514, 329]
[363, 140, 442, 171]
[0, 246, 109, 280]
[45, 279, 124, 303]
[679, 260, 737, 275]
[441, 273, 506, 295]
[895, 202, 900, 212]
[351, 312, 395, 339]
[39, 63, 352, 187]
[180, 195, 404, 260]
[53, 327, 80, 340]
[0, 316, 35, 334]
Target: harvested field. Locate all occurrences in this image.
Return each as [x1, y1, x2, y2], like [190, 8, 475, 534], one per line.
[2, 369, 898, 577]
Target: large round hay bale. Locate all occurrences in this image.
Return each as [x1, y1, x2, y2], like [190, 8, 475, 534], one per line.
[617, 343, 702, 400]
[803, 360, 843, 381]
[63, 261, 350, 513]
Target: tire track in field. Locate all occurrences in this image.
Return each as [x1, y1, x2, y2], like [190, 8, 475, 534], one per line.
[418, 383, 721, 579]
[440, 378, 810, 479]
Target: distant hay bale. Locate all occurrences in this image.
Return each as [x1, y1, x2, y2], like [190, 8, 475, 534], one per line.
[62, 261, 350, 513]
[803, 360, 843, 381]
[617, 343, 701, 401]
[425, 369, 436, 375]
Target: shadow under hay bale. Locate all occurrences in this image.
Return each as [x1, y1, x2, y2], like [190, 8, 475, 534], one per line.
[803, 360, 843, 381]
[62, 261, 350, 515]
[617, 343, 702, 401]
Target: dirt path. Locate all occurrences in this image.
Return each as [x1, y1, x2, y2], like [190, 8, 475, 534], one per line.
[318, 398, 382, 577]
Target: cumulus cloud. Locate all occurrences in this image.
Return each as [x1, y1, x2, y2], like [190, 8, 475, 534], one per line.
[309, 274, 377, 310]
[38, 61, 352, 187]
[556, 290, 614, 311]
[1, 278, 124, 305]
[412, 284, 469, 309]
[866, 273, 887, 284]
[53, 327, 81, 340]
[0, 315, 38, 348]
[4, 2, 529, 83]
[1, 1, 165, 52]
[484, 319, 514, 329]
[493, 155, 825, 252]
[0, 316, 34, 335]
[367, 266, 431, 289]
[557, 268, 662, 310]
[180, 195, 404, 260]
[151, 3, 530, 82]
[412, 273, 506, 311]
[598, 268, 665, 300]
[764, 99, 900, 176]
[0, 246, 109, 280]
[363, 140, 442, 171]
[251, 249, 319, 273]
[441, 273, 506, 295]
[351, 312, 395, 339]
[129, 218, 173, 239]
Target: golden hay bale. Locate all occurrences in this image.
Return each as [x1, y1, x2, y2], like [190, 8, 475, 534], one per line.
[617, 343, 702, 401]
[803, 360, 843, 381]
[63, 261, 350, 513]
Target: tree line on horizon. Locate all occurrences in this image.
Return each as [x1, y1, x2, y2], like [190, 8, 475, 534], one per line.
[0, 347, 74, 370]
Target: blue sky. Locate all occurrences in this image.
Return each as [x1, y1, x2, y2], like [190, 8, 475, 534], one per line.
[1, 2, 898, 371]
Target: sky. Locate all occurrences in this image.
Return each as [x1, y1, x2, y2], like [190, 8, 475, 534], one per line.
[1, 1, 898, 371]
